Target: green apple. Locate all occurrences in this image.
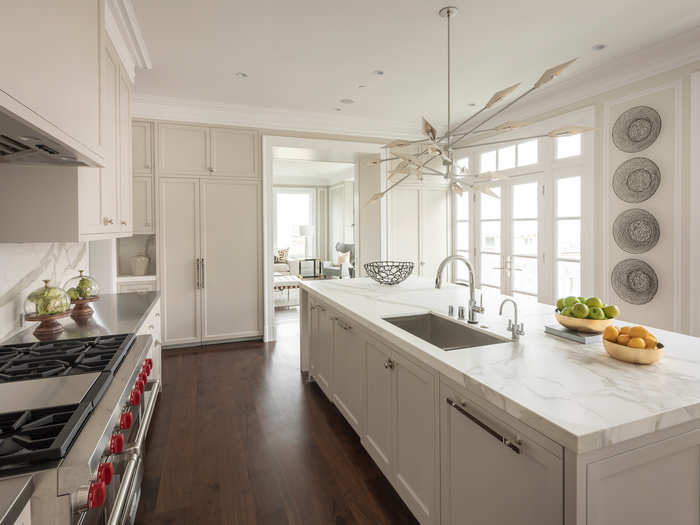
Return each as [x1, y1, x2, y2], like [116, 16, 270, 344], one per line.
[563, 296, 579, 307]
[572, 303, 589, 319]
[603, 304, 620, 319]
[561, 306, 573, 316]
[585, 297, 604, 308]
[67, 287, 80, 301]
[577, 297, 586, 303]
[588, 306, 605, 320]
[556, 298, 566, 311]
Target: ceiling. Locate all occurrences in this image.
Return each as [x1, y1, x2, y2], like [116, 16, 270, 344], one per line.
[133, 0, 700, 127]
[273, 158, 355, 185]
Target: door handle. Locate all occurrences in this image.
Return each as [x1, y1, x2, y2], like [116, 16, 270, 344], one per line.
[195, 258, 200, 289]
[200, 258, 205, 288]
[446, 397, 521, 454]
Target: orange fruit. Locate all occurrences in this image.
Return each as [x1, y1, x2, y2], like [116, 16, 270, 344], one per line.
[617, 334, 630, 346]
[603, 325, 619, 342]
[628, 337, 646, 349]
[629, 326, 649, 339]
[644, 335, 658, 349]
[619, 326, 631, 335]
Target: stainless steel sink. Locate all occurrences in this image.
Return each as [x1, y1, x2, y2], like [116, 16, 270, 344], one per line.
[383, 313, 508, 350]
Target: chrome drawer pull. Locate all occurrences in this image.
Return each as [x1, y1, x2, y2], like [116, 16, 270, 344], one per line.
[446, 397, 521, 454]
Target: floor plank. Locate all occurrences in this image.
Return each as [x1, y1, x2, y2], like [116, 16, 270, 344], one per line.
[135, 311, 417, 525]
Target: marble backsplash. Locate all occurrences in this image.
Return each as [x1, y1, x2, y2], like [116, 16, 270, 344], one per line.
[0, 243, 88, 341]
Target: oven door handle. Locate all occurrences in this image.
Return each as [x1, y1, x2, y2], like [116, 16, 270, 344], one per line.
[106, 453, 140, 525]
[126, 379, 161, 454]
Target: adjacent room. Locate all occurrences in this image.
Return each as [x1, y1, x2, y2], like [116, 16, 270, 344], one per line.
[2, 1, 700, 524]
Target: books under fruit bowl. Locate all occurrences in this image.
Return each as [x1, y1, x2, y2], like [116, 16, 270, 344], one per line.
[602, 325, 664, 365]
[554, 295, 620, 334]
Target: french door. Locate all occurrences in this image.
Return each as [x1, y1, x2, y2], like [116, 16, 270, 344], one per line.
[477, 176, 542, 302]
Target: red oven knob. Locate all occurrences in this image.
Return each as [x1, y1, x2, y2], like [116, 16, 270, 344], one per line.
[130, 388, 141, 406]
[87, 481, 106, 509]
[142, 364, 151, 377]
[98, 462, 114, 485]
[139, 370, 148, 384]
[110, 433, 125, 454]
[120, 411, 133, 430]
[145, 358, 153, 372]
[135, 379, 145, 394]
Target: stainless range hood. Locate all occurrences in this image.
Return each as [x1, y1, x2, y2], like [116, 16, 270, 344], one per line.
[0, 109, 96, 167]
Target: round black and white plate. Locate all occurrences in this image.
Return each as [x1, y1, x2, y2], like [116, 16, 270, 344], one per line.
[611, 259, 658, 305]
[612, 209, 660, 254]
[611, 106, 661, 153]
[612, 157, 660, 203]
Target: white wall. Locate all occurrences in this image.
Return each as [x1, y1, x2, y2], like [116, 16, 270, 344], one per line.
[0, 243, 88, 340]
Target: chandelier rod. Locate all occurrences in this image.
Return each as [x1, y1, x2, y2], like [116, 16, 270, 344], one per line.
[447, 8, 452, 149]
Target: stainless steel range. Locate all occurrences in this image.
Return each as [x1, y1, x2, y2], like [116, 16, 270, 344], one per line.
[0, 332, 160, 524]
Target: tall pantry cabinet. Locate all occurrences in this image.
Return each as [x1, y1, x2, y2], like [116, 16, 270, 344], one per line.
[157, 123, 262, 346]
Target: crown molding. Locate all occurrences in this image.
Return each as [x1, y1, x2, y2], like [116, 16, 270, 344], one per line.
[132, 94, 423, 140]
[498, 25, 700, 122]
[105, 0, 152, 82]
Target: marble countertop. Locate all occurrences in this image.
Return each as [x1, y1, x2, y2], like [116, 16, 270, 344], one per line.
[0, 475, 32, 525]
[301, 277, 700, 454]
[2, 291, 159, 345]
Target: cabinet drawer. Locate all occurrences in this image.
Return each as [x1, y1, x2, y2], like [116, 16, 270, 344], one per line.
[118, 281, 156, 293]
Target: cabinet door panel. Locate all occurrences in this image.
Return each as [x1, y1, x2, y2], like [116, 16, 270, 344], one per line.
[118, 71, 132, 233]
[332, 319, 364, 435]
[132, 121, 153, 174]
[441, 386, 562, 525]
[200, 180, 261, 341]
[388, 187, 420, 269]
[210, 128, 257, 178]
[364, 339, 394, 480]
[315, 307, 334, 399]
[420, 188, 449, 278]
[394, 353, 438, 524]
[159, 178, 200, 345]
[159, 124, 210, 176]
[132, 176, 154, 234]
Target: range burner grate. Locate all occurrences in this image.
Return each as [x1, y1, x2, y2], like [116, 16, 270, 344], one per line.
[0, 334, 134, 384]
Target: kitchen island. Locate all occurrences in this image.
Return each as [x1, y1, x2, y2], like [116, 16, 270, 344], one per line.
[300, 277, 700, 525]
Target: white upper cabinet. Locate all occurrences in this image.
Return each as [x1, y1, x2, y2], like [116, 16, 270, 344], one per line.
[0, 0, 103, 165]
[158, 124, 211, 176]
[210, 127, 257, 178]
[117, 72, 132, 233]
[133, 176, 154, 234]
[132, 121, 154, 174]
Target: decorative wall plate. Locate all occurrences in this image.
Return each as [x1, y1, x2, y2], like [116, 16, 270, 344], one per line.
[611, 259, 658, 305]
[612, 157, 660, 203]
[611, 106, 661, 153]
[612, 209, 660, 254]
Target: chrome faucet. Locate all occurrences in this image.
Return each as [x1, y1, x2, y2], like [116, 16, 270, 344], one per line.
[435, 255, 484, 324]
[499, 298, 525, 341]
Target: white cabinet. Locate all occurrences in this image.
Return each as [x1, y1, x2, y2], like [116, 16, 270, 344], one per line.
[132, 176, 154, 234]
[132, 121, 154, 174]
[117, 73, 132, 233]
[440, 383, 563, 525]
[117, 280, 157, 293]
[329, 181, 355, 249]
[0, 0, 103, 165]
[158, 123, 258, 178]
[331, 315, 365, 434]
[159, 177, 262, 346]
[309, 302, 334, 399]
[387, 184, 449, 278]
[364, 338, 394, 479]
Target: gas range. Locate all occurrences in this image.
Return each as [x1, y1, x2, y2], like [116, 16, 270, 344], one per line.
[0, 332, 160, 524]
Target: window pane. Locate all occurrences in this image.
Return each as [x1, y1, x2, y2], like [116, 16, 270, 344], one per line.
[512, 220, 537, 256]
[480, 221, 500, 253]
[517, 139, 538, 166]
[455, 192, 469, 221]
[557, 261, 581, 298]
[557, 219, 580, 259]
[557, 177, 581, 217]
[556, 134, 581, 159]
[454, 252, 470, 281]
[455, 156, 469, 172]
[456, 221, 469, 251]
[513, 292, 538, 305]
[480, 187, 501, 219]
[480, 253, 501, 287]
[512, 182, 537, 219]
[512, 256, 537, 294]
[498, 145, 515, 170]
[276, 192, 313, 258]
[480, 151, 496, 173]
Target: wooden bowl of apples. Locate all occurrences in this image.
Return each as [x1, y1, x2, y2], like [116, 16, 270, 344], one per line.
[602, 325, 664, 365]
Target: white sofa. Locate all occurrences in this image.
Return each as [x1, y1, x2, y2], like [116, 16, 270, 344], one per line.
[273, 258, 300, 276]
[273, 258, 300, 307]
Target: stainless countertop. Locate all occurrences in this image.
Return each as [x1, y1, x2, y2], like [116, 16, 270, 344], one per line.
[2, 291, 160, 345]
[0, 476, 32, 525]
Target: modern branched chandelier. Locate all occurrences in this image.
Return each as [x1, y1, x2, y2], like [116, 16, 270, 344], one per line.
[368, 6, 593, 203]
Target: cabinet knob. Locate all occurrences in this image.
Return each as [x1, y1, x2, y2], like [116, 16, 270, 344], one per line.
[207, 167, 214, 173]
[145, 164, 151, 169]
[383, 358, 394, 370]
[121, 220, 127, 226]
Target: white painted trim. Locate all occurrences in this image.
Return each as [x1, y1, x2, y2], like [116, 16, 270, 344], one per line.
[497, 26, 700, 124]
[690, 73, 700, 336]
[105, 0, 152, 82]
[134, 94, 422, 141]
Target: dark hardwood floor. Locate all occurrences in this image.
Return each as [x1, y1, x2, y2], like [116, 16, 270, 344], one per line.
[135, 310, 418, 525]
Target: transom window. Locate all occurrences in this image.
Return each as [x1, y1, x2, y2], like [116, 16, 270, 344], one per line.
[479, 139, 539, 173]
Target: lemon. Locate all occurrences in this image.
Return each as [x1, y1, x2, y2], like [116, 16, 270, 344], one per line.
[629, 326, 649, 339]
[628, 337, 646, 349]
[603, 325, 619, 342]
[617, 334, 630, 346]
[619, 326, 631, 335]
[644, 335, 658, 349]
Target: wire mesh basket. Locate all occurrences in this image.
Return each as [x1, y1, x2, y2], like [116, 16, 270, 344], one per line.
[364, 261, 414, 285]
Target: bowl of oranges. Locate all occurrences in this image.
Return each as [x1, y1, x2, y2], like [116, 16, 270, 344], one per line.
[602, 325, 664, 365]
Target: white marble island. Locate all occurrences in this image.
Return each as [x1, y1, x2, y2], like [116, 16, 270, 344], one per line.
[299, 276, 700, 525]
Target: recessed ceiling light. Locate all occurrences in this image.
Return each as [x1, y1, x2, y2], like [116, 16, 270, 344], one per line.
[234, 71, 248, 78]
[339, 98, 354, 104]
[372, 70, 384, 76]
[333, 107, 342, 111]
[592, 44, 606, 51]
[468, 103, 476, 107]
